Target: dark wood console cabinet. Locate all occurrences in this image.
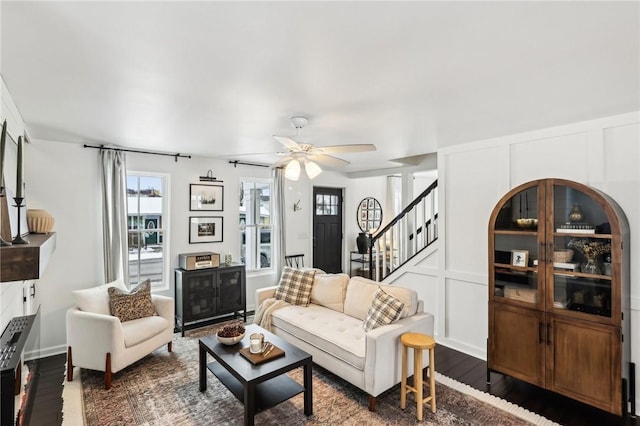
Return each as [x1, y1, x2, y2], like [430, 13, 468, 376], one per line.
[175, 263, 246, 335]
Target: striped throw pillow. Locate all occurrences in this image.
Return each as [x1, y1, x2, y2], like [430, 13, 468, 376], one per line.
[363, 287, 405, 332]
[274, 267, 316, 306]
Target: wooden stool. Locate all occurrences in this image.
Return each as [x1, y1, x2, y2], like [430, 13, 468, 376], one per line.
[400, 333, 436, 420]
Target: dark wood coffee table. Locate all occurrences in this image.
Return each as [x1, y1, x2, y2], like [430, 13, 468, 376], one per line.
[199, 324, 312, 426]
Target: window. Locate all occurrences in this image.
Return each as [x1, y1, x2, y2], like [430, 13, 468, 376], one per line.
[240, 179, 272, 271]
[127, 172, 170, 289]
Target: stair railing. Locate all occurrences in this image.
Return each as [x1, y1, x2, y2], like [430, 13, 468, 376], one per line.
[369, 179, 438, 281]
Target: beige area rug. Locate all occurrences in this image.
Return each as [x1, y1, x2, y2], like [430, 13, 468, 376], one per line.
[62, 322, 559, 426]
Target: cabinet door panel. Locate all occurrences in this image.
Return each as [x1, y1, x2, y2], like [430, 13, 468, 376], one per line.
[548, 316, 621, 414]
[217, 267, 246, 314]
[489, 303, 544, 387]
[184, 271, 217, 322]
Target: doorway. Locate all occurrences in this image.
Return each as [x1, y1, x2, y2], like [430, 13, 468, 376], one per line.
[312, 187, 343, 273]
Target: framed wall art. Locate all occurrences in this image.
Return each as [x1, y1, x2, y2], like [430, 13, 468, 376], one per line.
[356, 197, 382, 234]
[511, 249, 528, 267]
[189, 216, 223, 243]
[190, 183, 223, 211]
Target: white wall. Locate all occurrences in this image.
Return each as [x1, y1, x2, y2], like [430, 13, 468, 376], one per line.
[437, 111, 640, 408]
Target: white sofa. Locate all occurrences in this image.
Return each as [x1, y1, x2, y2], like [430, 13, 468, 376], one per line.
[66, 279, 174, 389]
[256, 274, 434, 411]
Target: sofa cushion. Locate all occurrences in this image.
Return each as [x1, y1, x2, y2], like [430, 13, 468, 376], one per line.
[121, 315, 170, 348]
[72, 278, 129, 315]
[272, 304, 366, 370]
[343, 276, 418, 320]
[274, 267, 316, 306]
[108, 280, 157, 322]
[363, 287, 405, 331]
[310, 273, 349, 312]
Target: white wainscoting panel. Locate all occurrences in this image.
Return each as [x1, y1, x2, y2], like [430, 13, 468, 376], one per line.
[602, 123, 640, 304]
[444, 278, 487, 358]
[443, 145, 510, 276]
[510, 132, 590, 185]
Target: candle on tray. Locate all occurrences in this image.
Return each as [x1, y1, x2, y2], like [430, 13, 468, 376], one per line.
[16, 135, 23, 198]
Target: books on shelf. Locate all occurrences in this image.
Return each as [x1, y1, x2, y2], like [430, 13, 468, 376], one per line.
[556, 228, 595, 234]
[556, 223, 595, 234]
[533, 260, 580, 270]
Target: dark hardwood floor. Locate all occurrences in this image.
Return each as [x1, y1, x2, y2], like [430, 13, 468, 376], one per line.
[26, 345, 637, 425]
[434, 345, 637, 426]
[25, 354, 65, 426]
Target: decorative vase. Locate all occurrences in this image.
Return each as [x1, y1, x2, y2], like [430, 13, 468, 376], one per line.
[26, 209, 55, 233]
[568, 203, 584, 223]
[356, 232, 370, 254]
[581, 256, 601, 275]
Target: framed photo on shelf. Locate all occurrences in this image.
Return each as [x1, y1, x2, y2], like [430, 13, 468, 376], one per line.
[189, 216, 223, 243]
[511, 249, 529, 267]
[190, 184, 223, 211]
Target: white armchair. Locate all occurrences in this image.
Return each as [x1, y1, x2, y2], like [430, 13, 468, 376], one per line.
[66, 279, 174, 389]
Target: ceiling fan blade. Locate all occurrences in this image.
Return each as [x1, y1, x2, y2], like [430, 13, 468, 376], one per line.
[273, 136, 301, 151]
[311, 144, 376, 155]
[308, 153, 351, 167]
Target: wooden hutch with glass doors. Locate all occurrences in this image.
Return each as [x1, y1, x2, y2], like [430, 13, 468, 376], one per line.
[487, 178, 633, 416]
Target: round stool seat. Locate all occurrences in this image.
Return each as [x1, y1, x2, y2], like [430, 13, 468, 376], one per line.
[401, 333, 435, 350]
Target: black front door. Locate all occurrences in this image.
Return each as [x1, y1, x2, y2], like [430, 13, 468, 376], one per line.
[313, 187, 343, 273]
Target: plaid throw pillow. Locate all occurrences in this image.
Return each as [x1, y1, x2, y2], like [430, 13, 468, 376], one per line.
[108, 279, 157, 322]
[274, 267, 316, 306]
[363, 287, 405, 332]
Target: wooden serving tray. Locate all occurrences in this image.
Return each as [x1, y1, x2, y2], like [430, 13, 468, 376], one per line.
[239, 343, 285, 365]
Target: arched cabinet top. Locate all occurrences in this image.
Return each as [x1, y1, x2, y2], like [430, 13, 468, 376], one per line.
[489, 178, 628, 238]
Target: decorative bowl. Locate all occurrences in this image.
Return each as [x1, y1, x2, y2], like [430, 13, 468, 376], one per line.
[553, 249, 574, 263]
[26, 209, 55, 233]
[216, 331, 245, 345]
[515, 218, 538, 229]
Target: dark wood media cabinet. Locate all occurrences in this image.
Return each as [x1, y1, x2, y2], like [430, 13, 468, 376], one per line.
[175, 263, 246, 336]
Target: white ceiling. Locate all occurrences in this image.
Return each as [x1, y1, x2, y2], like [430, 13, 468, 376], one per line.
[1, 1, 638, 174]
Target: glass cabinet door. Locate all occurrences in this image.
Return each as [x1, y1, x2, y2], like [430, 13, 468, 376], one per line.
[217, 267, 244, 314]
[185, 271, 217, 321]
[491, 184, 542, 307]
[550, 184, 613, 318]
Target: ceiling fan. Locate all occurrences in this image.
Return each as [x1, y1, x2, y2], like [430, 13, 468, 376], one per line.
[273, 117, 376, 180]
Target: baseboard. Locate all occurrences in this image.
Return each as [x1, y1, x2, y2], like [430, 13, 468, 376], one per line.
[438, 337, 486, 361]
[31, 344, 67, 360]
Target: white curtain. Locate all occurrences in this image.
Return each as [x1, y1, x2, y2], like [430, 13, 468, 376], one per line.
[272, 167, 286, 277]
[101, 149, 129, 284]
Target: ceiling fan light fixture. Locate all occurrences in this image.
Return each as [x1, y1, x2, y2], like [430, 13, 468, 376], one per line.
[285, 158, 301, 180]
[305, 159, 322, 179]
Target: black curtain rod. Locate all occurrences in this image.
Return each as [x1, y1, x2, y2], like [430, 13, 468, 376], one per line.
[83, 144, 191, 162]
[228, 160, 270, 168]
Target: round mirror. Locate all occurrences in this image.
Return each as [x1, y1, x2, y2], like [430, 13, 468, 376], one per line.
[357, 197, 382, 234]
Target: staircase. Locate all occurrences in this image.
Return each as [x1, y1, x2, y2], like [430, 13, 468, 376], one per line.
[369, 180, 438, 281]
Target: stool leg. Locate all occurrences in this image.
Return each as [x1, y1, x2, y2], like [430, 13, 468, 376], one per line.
[429, 347, 436, 413]
[415, 348, 423, 421]
[401, 344, 408, 409]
